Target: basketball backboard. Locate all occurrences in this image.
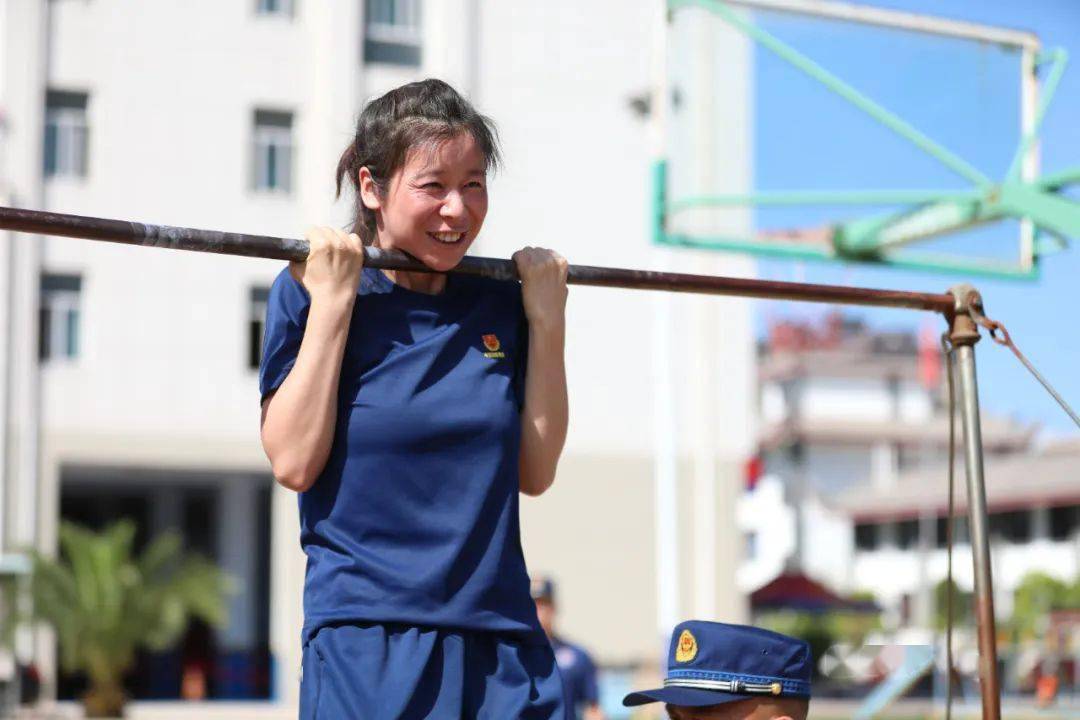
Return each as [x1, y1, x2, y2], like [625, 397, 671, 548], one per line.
[657, 0, 1079, 279]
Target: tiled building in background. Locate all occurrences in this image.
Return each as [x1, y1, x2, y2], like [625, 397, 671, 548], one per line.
[739, 313, 1078, 632]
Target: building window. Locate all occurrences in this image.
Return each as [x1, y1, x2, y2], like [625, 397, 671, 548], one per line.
[256, 0, 294, 16]
[249, 287, 269, 370]
[40, 274, 82, 361]
[935, 517, 949, 548]
[1049, 505, 1078, 541]
[44, 90, 89, 179]
[936, 515, 970, 548]
[895, 519, 919, 550]
[854, 522, 877, 551]
[364, 0, 422, 66]
[989, 509, 1032, 543]
[252, 110, 293, 194]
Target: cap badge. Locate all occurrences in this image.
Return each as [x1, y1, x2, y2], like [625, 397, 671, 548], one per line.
[675, 629, 698, 663]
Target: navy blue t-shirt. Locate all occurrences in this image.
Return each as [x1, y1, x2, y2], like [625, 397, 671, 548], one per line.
[259, 266, 543, 645]
[551, 636, 600, 719]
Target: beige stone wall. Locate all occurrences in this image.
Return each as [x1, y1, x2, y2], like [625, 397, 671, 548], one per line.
[521, 452, 747, 667]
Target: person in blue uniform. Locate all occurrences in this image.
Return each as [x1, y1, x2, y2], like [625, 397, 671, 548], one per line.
[259, 79, 569, 719]
[531, 578, 605, 720]
[622, 620, 812, 720]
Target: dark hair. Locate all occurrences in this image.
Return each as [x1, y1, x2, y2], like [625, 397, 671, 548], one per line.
[335, 78, 501, 244]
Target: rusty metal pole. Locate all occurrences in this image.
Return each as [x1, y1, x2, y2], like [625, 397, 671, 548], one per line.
[947, 284, 1001, 720]
[0, 205, 958, 312]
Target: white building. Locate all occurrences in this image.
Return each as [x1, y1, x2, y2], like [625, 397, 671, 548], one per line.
[739, 313, 1047, 623]
[837, 439, 1080, 627]
[0, 1, 756, 713]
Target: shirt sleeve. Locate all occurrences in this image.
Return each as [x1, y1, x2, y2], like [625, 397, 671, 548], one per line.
[580, 648, 600, 705]
[258, 267, 311, 404]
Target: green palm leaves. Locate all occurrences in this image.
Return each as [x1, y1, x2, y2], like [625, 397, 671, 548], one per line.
[30, 520, 234, 717]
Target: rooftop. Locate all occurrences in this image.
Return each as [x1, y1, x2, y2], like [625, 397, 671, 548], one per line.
[831, 438, 1080, 520]
[759, 312, 942, 385]
[760, 415, 1035, 452]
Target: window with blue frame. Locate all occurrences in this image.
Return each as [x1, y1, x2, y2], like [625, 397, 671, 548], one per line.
[364, 0, 422, 66]
[44, 90, 89, 179]
[249, 286, 269, 370]
[39, 273, 82, 362]
[252, 110, 293, 194]
[255, 0, 294, 17]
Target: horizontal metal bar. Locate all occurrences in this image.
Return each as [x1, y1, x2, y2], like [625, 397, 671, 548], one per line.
[0, 205, 957, 313]
[1038, 167, 1080, 192]
[998, 183, 1080, 239]
[662, 231, 835, 261]
[715, 0, 1040, 50]
[659, 233, 1040, 281]
[835, 200, 992, 254]
[670, 189, 981, 209]
[880, 250, 1040, 281]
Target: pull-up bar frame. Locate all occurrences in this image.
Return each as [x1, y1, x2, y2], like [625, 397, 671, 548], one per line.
[0, 204, 1001, 719]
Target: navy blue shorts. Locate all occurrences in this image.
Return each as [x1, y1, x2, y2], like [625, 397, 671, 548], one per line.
[299, 623, 566, 719]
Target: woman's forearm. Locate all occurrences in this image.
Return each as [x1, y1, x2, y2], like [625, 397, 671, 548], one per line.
[518, 319, 568, 496]
[261, 294, 355, 492]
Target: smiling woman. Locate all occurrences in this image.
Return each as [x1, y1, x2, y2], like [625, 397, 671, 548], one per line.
[334, 78, 500, 282]
[257, 79, 570, 718]
[358, 131, 490, 281]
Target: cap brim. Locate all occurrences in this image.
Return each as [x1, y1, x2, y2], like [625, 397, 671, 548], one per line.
[623, 686, 755, 708]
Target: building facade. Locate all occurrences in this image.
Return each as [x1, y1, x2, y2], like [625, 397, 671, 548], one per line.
[740, 313, 1079, 634]
[0, 1, 756, 712]
[838, 439, 1080, 627]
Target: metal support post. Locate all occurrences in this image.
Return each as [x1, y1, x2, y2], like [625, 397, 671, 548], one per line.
[947, 284, 1001, 720]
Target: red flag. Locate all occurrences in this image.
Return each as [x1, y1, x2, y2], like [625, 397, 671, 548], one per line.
[744, 454, 764, 491]
[918, 322, 941, 390]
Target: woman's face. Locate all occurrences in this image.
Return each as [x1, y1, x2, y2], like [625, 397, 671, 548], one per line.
[362, 132, 489, 273]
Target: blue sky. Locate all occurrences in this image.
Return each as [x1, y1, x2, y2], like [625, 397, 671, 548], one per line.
[745, 0, 1080, 436]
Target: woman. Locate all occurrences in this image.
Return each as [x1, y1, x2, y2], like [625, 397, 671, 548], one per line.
[259, 79, 569, 718]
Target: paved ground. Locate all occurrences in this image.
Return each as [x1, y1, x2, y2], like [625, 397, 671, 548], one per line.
[811, 697, 1080, 720]
[6, 697, 1080, 719]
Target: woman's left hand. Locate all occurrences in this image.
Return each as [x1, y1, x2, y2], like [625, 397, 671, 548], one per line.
[512, 247, 568, 329]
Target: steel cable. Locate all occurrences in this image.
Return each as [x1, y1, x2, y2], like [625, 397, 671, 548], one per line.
[967, 305, 1080, 430]
[940, 333, 958, 720]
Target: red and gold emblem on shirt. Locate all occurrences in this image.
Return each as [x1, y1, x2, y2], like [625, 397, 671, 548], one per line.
[675, 629, 698, 663]
[482, 334, 505, 359]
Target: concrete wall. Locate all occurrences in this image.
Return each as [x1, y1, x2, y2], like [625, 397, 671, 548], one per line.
[761, 376, 935, 427]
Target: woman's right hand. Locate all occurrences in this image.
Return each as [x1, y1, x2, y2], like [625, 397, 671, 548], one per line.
[290, 226, 365, 302]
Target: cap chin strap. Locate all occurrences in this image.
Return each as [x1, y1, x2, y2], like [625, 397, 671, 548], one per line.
[663, 678, 784, 696]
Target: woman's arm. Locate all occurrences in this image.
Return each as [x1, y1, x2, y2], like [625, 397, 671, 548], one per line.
[514, 247, 569, 497]
[260, 227, 365, 493]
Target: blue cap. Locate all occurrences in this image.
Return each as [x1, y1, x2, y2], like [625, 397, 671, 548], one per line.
[623, 620, 812, 708]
